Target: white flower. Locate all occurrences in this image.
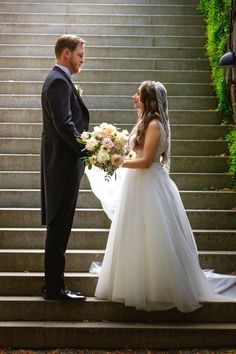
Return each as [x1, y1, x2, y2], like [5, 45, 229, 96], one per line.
[115, 131, 129, 147]
[86, 137, 99, 151]
[100, 122, 116, 131]
[128, 150, 137, 160]
[97, 151, 110, 163]
[89, 155, 97, 164]
[101, 144, 110, 152]
[80, 131, 90, 141]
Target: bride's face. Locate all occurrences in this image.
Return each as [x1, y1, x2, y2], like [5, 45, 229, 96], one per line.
[132, 86, 142, 110]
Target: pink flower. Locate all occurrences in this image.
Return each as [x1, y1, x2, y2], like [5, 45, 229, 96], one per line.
[111, 154, 124, 167]
[103, 137, 114, 148]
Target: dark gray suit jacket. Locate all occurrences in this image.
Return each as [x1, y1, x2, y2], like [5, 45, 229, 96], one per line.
[41, 66, 90, 225]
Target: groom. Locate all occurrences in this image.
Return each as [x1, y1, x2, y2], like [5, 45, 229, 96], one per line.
[41, 35, 90, 300]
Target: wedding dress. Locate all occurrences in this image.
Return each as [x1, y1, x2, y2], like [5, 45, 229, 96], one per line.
[86, 80, 236, 313]
[86, 121, 236, 313]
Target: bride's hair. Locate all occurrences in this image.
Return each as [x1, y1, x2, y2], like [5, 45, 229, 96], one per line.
[132, 81, 159, 148]
[132, 80, 168, 164]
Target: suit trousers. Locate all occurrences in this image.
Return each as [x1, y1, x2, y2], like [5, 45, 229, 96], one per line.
[44, 161, 85, 293]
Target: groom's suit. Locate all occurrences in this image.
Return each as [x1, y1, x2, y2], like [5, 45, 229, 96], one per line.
[41, 65, 89, 293]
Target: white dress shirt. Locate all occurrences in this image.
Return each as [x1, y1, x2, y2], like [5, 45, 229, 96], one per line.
[55, 64, 74, 81]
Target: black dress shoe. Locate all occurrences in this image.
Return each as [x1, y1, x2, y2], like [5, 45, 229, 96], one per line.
[42, 288, 86, 301]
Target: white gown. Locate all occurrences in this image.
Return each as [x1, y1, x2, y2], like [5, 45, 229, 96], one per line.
[86, 122, 236, 313]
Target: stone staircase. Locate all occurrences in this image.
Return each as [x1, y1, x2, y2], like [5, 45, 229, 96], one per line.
[0, 0, 236, 349]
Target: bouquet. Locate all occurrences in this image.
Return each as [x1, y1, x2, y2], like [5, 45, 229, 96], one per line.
[77, 122, 136, 180]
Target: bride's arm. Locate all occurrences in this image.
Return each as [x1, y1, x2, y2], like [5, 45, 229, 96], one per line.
[121, 120, 161, 169]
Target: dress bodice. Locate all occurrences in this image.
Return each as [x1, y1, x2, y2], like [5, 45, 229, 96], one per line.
[128, 121, 168, 162]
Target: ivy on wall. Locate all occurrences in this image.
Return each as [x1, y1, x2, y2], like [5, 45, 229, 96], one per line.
[199, 0, 232, 116]
[200, 0, 236, 188]
[225, 130, 236, 187]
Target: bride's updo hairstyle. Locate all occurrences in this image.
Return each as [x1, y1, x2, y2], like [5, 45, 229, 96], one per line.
[132, 80, 170, 165]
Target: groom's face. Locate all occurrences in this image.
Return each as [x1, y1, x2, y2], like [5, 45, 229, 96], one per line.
[67, 44, 85, 74]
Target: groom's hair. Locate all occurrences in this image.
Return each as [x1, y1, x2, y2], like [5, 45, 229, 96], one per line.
[55, 35, 86, 58]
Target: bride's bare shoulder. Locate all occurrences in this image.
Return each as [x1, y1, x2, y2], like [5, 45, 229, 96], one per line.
[147, 119, 161, 130]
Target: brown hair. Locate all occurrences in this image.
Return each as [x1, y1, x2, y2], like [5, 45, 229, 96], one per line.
[55, 35, 86, 58]
[132, 80, 169, 164]
[132, 80, 160, 149]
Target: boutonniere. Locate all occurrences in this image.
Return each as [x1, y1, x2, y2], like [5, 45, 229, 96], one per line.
[75, 84, 83, 96]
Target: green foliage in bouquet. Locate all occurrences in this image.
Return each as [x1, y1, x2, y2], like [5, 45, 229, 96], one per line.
[199, 0, 232, 117]
[225, 129, 236, 187]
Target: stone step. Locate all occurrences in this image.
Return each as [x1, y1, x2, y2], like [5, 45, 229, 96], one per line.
[0, 296, 235, 323]
[0, 46, 207, 58]
[0, 171, 232, 191]
[0, 4, 200, 15]
[0, 108, 221, 125]
[0, 320, 235, 349]
[0, 154, 229, 173]
[0, 56, 210, 71]
[0, 68, 211, 82]
[1, 189, 235, 209]
[0, 272, 236, 297]
[0, 123, 230, 140]
[0, 208, 235, 229]
[0, 81, 215, 96]
[0, 138, 228, 156]
[0, 35, 206, 48]
[0, 13, 204, 25]
[0, 249, 235, 273]
[1, 228, 235, 251]
[0, 0, 199, 4]
[0, 94, 217, 110]
[0, 23, 206, 36]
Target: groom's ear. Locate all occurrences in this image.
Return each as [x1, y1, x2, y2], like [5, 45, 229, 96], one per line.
[63, 48, 71, 59]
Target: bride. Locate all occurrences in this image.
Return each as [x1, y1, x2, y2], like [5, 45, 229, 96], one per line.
[86, 80, 236, 313]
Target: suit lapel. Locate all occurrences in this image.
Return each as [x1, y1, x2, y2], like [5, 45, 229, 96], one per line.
[52, 66, 87, 110]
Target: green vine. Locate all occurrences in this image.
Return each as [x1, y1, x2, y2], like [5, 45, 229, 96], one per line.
[200, 0, 236, 188]
[199, 0, 232, 116]
[225, 130, 236, 187]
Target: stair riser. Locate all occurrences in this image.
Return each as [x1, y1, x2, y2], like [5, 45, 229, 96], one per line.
[0, 14, 204, 25]
[0, 0, 199, 4]
[0, 300, 235, 323]
[0, 325, 235, 349]
[0, 109, 221, 124]
[0, 172, 232, 191]
[0, 95, 217, 110]
[0, 36, 206, 48]
[0, 4, 200, 15]
[0, 46, 207, 58]
[0, 57, 210, 71]
[0, 190, 235, 209]
[0, 24, 205, 36]
[1, 230, 235, 251]
[0, 209, 235, 229]
[0, 82, 215, 96]
[0, 251, 234, 273]
[0, 68, 211, 83]
[0, 139, 228, 156]
[0, 123, 230, 140]
[0, 155, 229, 173]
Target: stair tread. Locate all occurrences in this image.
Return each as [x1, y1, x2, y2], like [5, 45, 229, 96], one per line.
[0, 321, 235, 329]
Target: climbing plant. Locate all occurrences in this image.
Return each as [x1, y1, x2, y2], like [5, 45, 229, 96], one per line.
[199, 0, 232, 116]
[200, 0, 236, 188]
[225, 130, 236, 187]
